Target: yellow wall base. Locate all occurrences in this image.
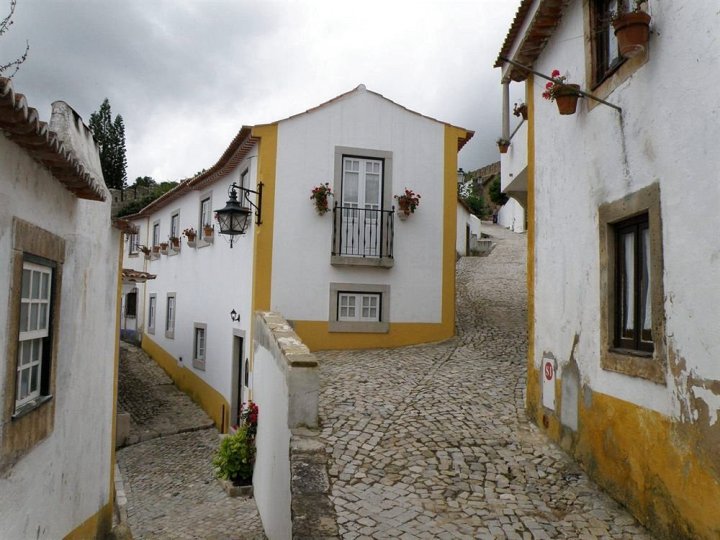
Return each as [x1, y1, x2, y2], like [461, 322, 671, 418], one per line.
[142, 335, 231, 431]
[292, 320, 454, 351]
[63, 501, 112, 540]
[535, 387, 720, 539]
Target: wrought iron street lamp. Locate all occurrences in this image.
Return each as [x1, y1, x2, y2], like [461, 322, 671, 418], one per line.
[214, 181, 263, 247]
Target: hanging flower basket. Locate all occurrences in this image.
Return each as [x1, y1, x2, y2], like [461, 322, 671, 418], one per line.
[554, 84, 581, 115]
[394, 188, 421, 220]
[310, 183, 333, 215]
[613, 10, 651, 58]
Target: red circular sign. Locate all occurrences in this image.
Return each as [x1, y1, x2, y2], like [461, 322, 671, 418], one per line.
[544, 362, 554, 381]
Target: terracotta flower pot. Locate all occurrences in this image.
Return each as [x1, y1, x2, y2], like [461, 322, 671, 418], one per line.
[203, 226, 214, 237]
[554, 84, 581, 115]
[498, 142, 510, 154]
[613, 11, 651, 58]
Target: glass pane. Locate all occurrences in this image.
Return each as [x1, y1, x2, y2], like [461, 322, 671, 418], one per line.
[641, 228, 652, 333]
[343, 173, 359, 204]
[20, 368, 29, 399]
[31, 270, 40, 299]
[21, 341, 31, 365]
[30, 364, 39, 393]
[41, 272, 50, 300]
[20, 302, 29, 332]
[340, 306, 348, 318]
[30, 303, 39, 331]
[39, 303, 48, 331]
[365, 175, 380, 208]
[22, 269, 31, 298]
[622, 233, 635, 333]
[362, 307, 370, 318]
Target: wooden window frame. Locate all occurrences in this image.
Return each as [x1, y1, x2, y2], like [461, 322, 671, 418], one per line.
[192, 323, 207, 371]
[148, 293, 157, 334]
[165, 293, 176, 339]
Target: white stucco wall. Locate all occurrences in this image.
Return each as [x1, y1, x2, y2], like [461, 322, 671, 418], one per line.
[271, 88, 447, 324]
[456, 203, 481, 255]
[252, 339, 292, 540]
[135, 154, 258, 408]
[497, 198, 525, 233]
[531, 1, 719, 418]
[0, 133, 117, 537]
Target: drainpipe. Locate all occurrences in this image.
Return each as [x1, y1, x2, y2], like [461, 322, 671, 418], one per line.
[502, 80, 510, 141]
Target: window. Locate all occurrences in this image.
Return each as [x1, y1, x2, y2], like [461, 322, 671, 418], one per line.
[599, 183, 665, 383]
[165, 293, 176, 339]
[128, 232, 139, 256]
[170, 211, 180, 240]
[332, 147, 394, 266]
[329, 283, 390, 333]
[148, 294, 157, 334]
[584, 0, 648, 106]
[152, 221, 160, 247]
[193, 323, 207, 371]
[591, 0, 622, 85]
[3, 219, 64, 464]
[200, 196, 212, 239]
[240, 169, 249, 191]
[125, 289, 138, 318]
[614, 214, 652, 352]
[338, 292, 381, 322]
[16, 261, 53, 412]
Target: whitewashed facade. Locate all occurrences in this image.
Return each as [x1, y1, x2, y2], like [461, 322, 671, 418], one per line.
[496, 1, 720, 537]
[0, 79, 118, 538]
[125, 85, 472, 430]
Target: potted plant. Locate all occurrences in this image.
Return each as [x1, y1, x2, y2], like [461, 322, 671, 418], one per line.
[139, 245, 151, 260]
[613, 0, 651, 58]
[159, 241, 169, 255]
[183, 227, 197, 247]
[213, 401, 258, 497]
[496, 138, 511, 154]
[310, 183, 333, 215]
[203, 223, 214, 238]
[152, 245, 160, 254]
[542, 69, 582, 115]
[394, 188, 421, 220]
[513, 102, 528, 120]
[169, 235, 180, 249]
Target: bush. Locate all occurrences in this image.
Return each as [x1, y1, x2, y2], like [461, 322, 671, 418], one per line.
[212, 425, 254, 483]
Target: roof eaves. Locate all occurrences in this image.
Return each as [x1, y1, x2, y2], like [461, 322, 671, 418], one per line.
[0, 77, 107, 201]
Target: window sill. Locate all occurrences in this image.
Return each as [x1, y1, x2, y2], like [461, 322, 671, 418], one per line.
[12, 395, 53, 420]
[192, 358, 206, 371]
[329, 320, 389, 333]
[165, 331, 175, 339]
[602, 348, 665, 385]
[331, 255, 394, 268]
[128, 253, 139, 258]
[197, 237, 214, 248]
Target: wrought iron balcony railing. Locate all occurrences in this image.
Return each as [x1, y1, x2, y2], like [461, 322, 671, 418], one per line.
[332, 204, 394, 260]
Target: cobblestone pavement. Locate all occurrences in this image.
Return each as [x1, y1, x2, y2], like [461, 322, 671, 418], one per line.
[119, 341, 214, 445]
[117, 344, 264, 539]
[317, 224, 654, 539]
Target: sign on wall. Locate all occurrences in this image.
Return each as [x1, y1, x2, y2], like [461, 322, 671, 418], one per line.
[542, 355, 556, 411]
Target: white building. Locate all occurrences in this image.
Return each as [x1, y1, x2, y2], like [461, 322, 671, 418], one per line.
[496, 1, 719, 538]
[0, 78, 119, 538]
[123, 85, 473, 430]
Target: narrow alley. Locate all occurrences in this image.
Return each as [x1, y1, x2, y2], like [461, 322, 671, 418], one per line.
[317, 224, 654, 539]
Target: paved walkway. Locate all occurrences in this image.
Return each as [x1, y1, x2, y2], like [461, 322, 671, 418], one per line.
[116, 344, 265, 539]
[317, 224, 653, 539]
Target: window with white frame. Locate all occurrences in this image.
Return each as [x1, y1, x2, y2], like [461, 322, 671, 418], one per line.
[152, 221, 160, 247]
[338, 292, 381, 322]
[148, 294, 157, 334]
[16, 261, 53, 411]
[240, 169, 249, 190]
[200, 196, 212, 239]
[165, 293, 176, 339]
[193, 323, 207, 370]
[128, 232, 139, 256]
[170, 212, 180, 240]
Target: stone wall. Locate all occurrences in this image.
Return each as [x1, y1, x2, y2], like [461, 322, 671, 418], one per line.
[252, 311, 338, 539]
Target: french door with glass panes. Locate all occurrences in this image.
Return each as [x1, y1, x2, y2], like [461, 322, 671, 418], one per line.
[341, 157, 383, 257]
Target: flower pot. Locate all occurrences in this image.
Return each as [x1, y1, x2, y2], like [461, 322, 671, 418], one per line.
[613, 11, 651, 58]
[152, 246, 160, 253]
[514, 104, 528, 120]
[498, 142, 510, 154]
[171, 239, 180, 249]
[203, 226, 214, 237]
[554, 84, 581, 115]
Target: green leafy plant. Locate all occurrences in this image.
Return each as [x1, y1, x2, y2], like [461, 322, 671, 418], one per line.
[310, 183, 333, 215]
[394, 188, 421, 216]
[213, 424, 254, 483]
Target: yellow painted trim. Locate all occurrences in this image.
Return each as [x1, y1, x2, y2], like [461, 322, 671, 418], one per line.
[62, 501, 113, 540]
[525, 75, 540, 423]
[292, 321, 453, 351]
[141, 335, 230, 431]
[250, 123, 278, 313]
[575, 391, 720, 539]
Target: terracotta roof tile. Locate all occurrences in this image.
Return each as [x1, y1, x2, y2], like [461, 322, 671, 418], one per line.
[122, 269, 156, 283]
[0, 77, 106, 201]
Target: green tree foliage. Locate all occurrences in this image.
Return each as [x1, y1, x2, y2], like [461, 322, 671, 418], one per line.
[489, 176, 509, 206]
[0, 0, 29, 78]
[89, 98, 128, 190]
[133, 176, 156, 187]
[116, 179, 178, 217]
[465, 194, 489, 218]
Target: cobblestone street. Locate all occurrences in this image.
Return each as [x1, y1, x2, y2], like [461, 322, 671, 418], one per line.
[116, 345, 264, 539]
[317, 224, 653, 539]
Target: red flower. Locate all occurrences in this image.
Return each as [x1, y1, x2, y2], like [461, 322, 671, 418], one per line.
[551, 69, 560, 78]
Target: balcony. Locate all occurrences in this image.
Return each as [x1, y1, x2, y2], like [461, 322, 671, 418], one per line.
[501, 120, 528, 208]
[331, 204, 394, 268]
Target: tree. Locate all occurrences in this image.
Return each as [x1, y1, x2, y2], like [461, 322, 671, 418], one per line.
[489, 176, 509, 206]
[89, 98, 128, 190]
[133, 176, 156, 187]
[0, 0, 29, 78]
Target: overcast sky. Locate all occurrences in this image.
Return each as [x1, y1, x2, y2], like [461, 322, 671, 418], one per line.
[3, 0, 523, 183]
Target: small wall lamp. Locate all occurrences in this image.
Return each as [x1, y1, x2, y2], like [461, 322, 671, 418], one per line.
[230, 309, 240, 322]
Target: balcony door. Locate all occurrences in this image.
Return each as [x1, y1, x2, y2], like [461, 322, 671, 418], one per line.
[341, 157, 383, 256]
